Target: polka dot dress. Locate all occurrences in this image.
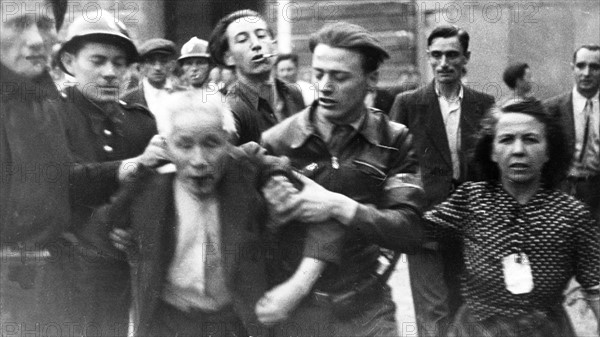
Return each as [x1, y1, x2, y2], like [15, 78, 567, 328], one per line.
[424, 181, 600, 321]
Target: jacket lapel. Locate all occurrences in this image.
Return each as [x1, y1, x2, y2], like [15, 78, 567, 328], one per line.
[562, 93, 575, 146]
[420, 82, 452, 167]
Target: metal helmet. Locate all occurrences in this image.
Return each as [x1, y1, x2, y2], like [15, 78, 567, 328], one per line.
[58, 9, 138, 75]
[177, 37, 210, 65]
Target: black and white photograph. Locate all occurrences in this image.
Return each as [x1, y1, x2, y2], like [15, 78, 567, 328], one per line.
[1, 0, 599, 336]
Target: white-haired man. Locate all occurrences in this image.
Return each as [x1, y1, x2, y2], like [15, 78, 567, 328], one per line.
[95, 91, 343, 336]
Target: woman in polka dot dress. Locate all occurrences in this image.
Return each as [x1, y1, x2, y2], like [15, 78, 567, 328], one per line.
[425, 100, 600, 337]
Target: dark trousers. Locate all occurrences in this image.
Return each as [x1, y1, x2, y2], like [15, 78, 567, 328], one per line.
[39, 239, 131, 337]
[272, 284, 398, 337]
[148, 301, 248, 337]
[408, 243, 463, 337]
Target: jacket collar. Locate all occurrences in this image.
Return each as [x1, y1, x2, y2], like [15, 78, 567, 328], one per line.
[231, 78, 289, 111]
[289, 102, 383, 149]
[1, 64, 60, 101]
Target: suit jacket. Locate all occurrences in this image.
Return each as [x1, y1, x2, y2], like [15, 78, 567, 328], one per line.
[92, 144, 287, 337]
[544, 92, 576, 152]
[390, 81, 495, 209]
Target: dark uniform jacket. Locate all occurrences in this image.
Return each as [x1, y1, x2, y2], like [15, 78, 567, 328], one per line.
[53, 87, 157, 246]
[390, 82, 495, 210]
[262, 106, 426, 291]
[226, 78, 305, 145]
[0, 65, 71, 246]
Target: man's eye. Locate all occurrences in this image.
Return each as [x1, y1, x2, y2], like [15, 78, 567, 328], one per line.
[235, 35, 248, 43]
[446, 51, 460, 59]
[37, 18, 55, 31]
[590, 64, 600, 71]
[430, 51, 442, 58]
[314, 72, 323, 80]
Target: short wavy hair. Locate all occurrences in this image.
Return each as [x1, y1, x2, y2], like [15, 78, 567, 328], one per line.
[309, 22, 389, 73]
[472, 99, 572, 189]
[208, 9, 274, 67]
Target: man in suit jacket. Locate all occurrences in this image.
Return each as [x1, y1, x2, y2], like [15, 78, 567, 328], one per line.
[544, 44, 600, 222]
[390, 25, 494, 337]
[98, 91, 345, 337]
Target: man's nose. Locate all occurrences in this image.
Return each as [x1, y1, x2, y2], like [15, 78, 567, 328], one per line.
[250, 35, 262, 52]
[23, 24, 45, 50]
[190, 147, 208, 167]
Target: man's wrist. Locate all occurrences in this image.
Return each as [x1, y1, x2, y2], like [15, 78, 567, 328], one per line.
[330, 192, 359, 225]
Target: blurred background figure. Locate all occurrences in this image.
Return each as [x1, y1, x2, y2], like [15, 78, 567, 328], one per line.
[274, 53, 316, 106]
[122, 38, 178, 114]
[218, 66, 237, 95]
[425, 100, 599, 337]
[178, 37, 213, 90]
[502, 62, 534, 105]
[544, 44, 600, 223]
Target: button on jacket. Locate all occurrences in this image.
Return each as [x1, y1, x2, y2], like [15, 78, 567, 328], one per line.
[262, 105, 426, 291]
[54, 87, 157, 241]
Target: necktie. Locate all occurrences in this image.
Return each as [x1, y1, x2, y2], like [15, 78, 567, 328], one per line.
[579, 99, 593, 163]
[204, 221, 231, 308]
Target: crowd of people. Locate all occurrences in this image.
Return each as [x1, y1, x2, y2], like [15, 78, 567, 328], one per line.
[1, 0, 599, 337]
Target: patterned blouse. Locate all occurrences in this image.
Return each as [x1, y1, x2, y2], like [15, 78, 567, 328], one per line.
[424, 181, 600, 321]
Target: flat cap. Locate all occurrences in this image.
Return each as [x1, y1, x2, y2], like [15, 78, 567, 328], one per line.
[138, 38, 177, 60]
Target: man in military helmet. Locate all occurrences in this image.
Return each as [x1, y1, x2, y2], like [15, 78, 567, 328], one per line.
[50, 9, 166, 336]
[178, 37, 214, 90]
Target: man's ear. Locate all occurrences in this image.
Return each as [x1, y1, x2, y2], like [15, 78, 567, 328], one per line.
[61, 52, 76, 74]
[464, 50, 471, 63]
[224, 50, 235, 67]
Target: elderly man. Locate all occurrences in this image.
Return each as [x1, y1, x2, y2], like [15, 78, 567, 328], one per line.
[208, 9, 305, 145]
[545, 45, 600, 222]
[262, 22, 425, 337]
[0, 0, 70, 331]
[90, 91, 343, 337]
[51, 10, 165, 336]
[390, 25, 495, 337]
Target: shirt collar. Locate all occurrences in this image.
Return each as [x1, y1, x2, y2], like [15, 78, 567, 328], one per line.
[235, 78, 285, 110]
[435, 83, 464, 100]
[143, 77, 172, 93]
[572, 86, 600, 107]
[291, 102, 381, 148]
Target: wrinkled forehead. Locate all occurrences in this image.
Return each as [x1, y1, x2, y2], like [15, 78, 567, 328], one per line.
[1, 0, 55, 21]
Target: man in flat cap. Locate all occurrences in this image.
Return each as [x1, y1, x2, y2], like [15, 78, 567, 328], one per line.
[122, 38, 178, 119]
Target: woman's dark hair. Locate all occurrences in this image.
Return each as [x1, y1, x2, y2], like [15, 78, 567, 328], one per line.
[502, 62, 529, 89]
[472, 99, 572, 189]
[208, 9, 274, 67]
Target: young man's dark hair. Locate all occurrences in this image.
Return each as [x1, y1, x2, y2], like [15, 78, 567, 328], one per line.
[427, 24, 470, 53]
[208, 9, 274, 67]
[308, 21, 389, 73]
[572, 44, 600, 63]
[502, 62, 529, 89]
[275, 53, 299, 67]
